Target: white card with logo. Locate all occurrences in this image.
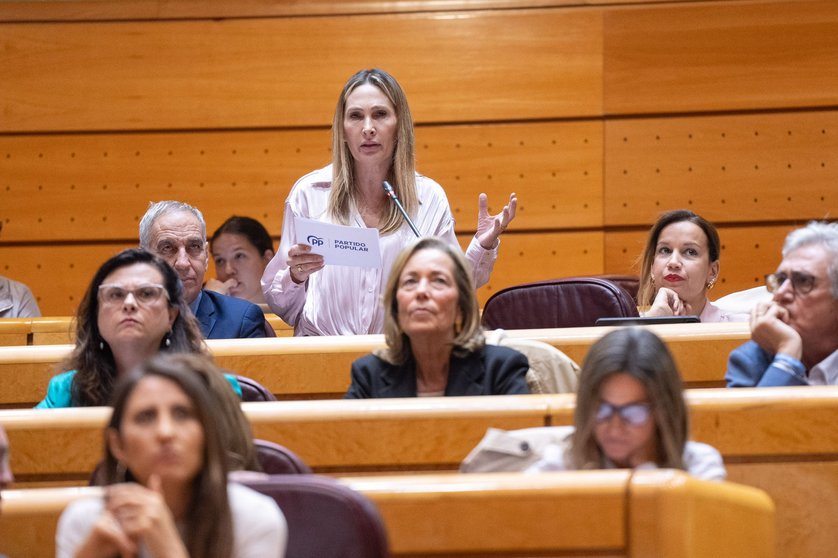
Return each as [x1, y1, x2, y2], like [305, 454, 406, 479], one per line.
[294, 216, 382, 268]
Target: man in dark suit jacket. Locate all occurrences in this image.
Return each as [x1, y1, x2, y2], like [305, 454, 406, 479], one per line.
[139, 201, 266, 339]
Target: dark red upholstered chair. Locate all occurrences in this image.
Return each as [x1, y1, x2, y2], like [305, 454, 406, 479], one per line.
[235, 374, 276, 402]
[243, 475, 390, 558]
[255, 439, 312, 475]
[593, 274, 640, 305]
[481, 277, 639, 330]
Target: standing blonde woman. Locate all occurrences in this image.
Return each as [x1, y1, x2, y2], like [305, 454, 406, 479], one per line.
[262, 68, 516, 336]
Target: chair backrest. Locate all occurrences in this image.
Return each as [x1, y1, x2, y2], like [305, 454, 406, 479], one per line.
[593, 274, 640, 305]
[255, 439, 312, 474]
[481, 277, 639, 330]
[243, 475, 390, 558]
[236, 374, 277, 402]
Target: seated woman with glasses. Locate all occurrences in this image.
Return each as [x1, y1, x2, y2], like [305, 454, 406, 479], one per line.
[526, 328, 725, 479]
[726, 221, 838, 387]
[36, 249, 241, 408]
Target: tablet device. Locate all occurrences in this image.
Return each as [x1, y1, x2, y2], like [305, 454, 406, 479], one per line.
[595, 316, 700, 326]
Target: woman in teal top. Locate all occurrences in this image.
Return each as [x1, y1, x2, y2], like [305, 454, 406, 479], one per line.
[36, 248, 240, 408]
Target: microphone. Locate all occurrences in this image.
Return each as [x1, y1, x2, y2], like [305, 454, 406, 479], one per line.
[383, 180, 421, 238]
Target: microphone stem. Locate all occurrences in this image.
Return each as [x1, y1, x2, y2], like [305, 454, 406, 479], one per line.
[383, 181, 421, 238]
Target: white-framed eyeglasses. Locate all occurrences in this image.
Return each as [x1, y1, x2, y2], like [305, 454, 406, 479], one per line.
[98, 284, 169, 306]
[595, 401, 652, 426]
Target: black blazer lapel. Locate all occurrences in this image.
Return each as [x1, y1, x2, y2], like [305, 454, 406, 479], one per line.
[445, 350, 485, 396]
[379, 359, 418, 397]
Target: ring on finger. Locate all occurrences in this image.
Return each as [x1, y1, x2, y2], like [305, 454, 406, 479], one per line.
[296, 264, 303, 273]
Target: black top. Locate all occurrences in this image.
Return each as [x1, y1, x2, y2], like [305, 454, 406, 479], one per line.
[344, 344, 530, 399]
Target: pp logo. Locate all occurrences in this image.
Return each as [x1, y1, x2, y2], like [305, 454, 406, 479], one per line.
[306, 235, 325, 247]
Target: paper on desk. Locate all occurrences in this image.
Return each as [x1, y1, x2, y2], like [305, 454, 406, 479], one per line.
[294, 216, 382, 268]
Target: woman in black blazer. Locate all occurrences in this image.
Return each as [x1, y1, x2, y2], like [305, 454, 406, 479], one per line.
[345, 238, 529, 398]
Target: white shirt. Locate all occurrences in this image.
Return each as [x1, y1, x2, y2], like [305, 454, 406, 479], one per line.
[699, 300, 749, 323]
[525, 432, 726, 481]
[262, 165, 498, 336]
[56, 483, 287, 558]
[808, 348, 838, 385]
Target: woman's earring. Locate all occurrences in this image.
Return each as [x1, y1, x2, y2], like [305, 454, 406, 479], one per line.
[99, 340, 104, 351]
[165, 332, 172, 348]
[706, 278, 716, 290]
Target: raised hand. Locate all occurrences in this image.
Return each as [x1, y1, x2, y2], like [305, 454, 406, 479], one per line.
[107, 475, 189, 558]
[475, 192, 517, 250]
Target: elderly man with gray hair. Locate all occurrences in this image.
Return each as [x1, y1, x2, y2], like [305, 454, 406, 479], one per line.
[726, 221, 838, 387]
[140, 201, 267, 339]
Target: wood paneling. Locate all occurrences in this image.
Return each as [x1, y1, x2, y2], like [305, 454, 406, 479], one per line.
[604, 1, 838, 114]
[604, 111, 838, 226]
[604, 225, 794, 298]
[0, 9, 602, 132]
[0, 244, 133, 316]
[726, 462, 838, 558]
[0, 470, 776, 558]
[0, 323, 752, 406]
[464, 231, 605, 304]
[419, 120, 603, 231]
[0, 0, 714, 22]
[0, 121, 600, 243]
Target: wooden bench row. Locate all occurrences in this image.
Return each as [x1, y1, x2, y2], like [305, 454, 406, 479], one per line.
[0, 322, 751, 407]
[0, 470, 774, 558]
[1, 387, 835, 556]
[0, 315, 293, 346]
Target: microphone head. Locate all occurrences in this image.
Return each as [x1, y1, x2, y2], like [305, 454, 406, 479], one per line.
[382, 180, 394, 194]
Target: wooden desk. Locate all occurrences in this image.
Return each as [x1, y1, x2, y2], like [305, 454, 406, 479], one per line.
[0, 470, 774, 558]
[0, 322, 751, 407]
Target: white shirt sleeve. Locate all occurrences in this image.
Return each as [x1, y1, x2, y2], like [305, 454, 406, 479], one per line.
[230, 483, 288, 558]
[55, 497, 105, 558]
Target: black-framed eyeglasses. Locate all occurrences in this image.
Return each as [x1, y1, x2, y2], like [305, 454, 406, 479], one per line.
[98, 284, 169, 306]
[765, 271, 817, 295]
[595, 401, 652, 426]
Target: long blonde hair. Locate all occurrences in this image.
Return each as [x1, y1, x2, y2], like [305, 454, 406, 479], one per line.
[329, 68, 418, 235]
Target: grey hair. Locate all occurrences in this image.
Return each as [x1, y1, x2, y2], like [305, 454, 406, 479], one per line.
[782, 221, 838, 298]
[139, 201, 207, 249]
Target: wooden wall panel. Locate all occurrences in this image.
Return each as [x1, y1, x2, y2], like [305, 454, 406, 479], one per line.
[604, 1, 838, 114]
[419, 121, 603, 230]
[461, 231, 604, 305]
[604, 111, 838, 226]
[0, 121, 601, 243]
[0, 130, 330, 242]
[0, 244, 133, 316]
[0, 8, 602, 132]
[604, 225, 795, 298]
[0, 0, 709, 22]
